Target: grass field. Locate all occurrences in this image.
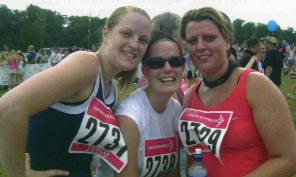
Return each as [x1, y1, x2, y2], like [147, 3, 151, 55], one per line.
[0, 77, 295, 176]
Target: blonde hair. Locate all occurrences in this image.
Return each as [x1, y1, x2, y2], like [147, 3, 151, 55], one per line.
[104, 6, 151, 90]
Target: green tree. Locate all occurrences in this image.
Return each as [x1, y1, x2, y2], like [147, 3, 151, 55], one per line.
[24, 4, 65, 48]
[0, 5, 18, 49]
[233, 19, 245, 45]
[241, 22, 256, 40]
[18, 22, 47, 51]
[282, 27, 295, 43]
[3, 3, 295, 52]
[255, 23, 268, 39]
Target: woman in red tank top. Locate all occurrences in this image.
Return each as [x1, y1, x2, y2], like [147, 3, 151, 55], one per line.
[178, 6, 296, 177]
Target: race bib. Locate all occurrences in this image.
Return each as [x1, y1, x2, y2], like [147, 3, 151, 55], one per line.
[141, 137, 178, 177]
[178, 108, 232, 160]
[69, 97, 127, 173]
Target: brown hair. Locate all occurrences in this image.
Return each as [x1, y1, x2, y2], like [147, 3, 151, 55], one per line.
[180, 7, 232, 42]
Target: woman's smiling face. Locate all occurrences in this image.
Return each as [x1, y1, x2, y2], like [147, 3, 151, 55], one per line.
[143, 40, 184, 95]
[103, 11, 151, 72]
[185, 20, 230, 74]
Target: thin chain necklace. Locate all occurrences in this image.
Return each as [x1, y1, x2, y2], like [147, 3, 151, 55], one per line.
[203, 61, 237, 88]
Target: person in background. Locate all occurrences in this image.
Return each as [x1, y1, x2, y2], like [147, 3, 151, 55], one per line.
[0, 51, 7, 66]
[228, 46, 238, 62]
[36, 49, 49, 63]
[7, 50, 18, 90]
[278, 42, 286, 61]
[284, 42, 295, 80]
[185, 49, 198, 82]
[49, 48, 61, 66]
[27, 45, 37, 64]
[262, 36, 284, 87]
[61, 47, 73, 60]
[178, 6, 296, 177]
[0, 5, 152, 177]
[16, 50, 26, 84]
[238, 37, 260, 71]
[0, 51, 9, 90]
[96, 35, 184, 177]
[256, 43, 266, 73]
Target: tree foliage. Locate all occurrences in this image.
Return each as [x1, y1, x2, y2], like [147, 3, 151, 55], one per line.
[232, 18, 296, 46]
[0, 4, 296, 51]
[0, 4, 106, 51]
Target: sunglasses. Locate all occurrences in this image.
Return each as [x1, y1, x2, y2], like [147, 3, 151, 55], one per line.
[144, 56, 185, 69]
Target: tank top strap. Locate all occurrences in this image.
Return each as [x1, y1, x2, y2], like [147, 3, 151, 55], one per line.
[237, 69, 254, 85]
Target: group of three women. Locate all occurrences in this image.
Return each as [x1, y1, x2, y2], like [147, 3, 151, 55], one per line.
[0, 5, 296, 177]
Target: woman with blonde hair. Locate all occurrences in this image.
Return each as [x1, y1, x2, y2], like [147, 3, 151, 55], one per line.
[0, 5, 152, 177]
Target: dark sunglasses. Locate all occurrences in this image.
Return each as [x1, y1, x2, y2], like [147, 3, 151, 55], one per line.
[144, 56, 185, 69]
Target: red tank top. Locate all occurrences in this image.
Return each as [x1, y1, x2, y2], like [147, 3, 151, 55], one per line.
[187, 69, 269, 177]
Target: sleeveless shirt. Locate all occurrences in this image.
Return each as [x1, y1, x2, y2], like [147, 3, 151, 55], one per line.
[181, 69, 269, 177]
[26, 65, 116, 177]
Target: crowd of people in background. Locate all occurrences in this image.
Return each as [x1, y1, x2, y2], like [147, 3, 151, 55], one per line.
[234, 36, 296, 98]
[0, 49, 27, 90]
[0, 44, 95, 90]
[1, 36, 296, 94]
[1, 35, 296, 94]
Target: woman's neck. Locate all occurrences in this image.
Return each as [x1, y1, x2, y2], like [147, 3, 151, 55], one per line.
[202, 61, 229, 82]
[202, 60, 237, 88]
[96, 51, 116, 98]
[144, 87, 171, 113]
[96, 50, 115, 84]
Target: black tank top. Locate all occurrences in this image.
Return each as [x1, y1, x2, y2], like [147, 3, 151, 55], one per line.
[26, 67, 116, 177]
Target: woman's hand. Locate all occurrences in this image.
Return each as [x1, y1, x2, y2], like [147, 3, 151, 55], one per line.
[25, 153, 69, 177]
[245, 55, 258, 68]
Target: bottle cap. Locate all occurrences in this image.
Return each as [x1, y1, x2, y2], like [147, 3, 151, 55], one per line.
[195, 148, 202, 154]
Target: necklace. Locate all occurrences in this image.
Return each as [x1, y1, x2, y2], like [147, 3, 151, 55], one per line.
[203, 61, 237, 88]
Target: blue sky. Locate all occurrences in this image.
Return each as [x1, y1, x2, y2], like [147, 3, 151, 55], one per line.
[1, 0, 295, 30]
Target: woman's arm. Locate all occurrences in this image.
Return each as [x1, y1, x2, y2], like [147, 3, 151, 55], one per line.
[264, 66, 272, 78]
[0, 51, 100, 177]
[245, 55, 258, 69]
[245, 72, 296, 177]
[114, 115, 140, 177]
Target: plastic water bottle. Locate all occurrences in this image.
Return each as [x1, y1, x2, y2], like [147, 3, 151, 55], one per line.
[188, 148, 207, 177]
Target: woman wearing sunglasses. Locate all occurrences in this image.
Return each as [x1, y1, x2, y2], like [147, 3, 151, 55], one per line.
[96, 35, 185, 177]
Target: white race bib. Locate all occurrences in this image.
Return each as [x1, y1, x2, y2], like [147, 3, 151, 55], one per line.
[141, 137, 178, 177]
[178, 108, 232, 161]
[69, 97, 127, 173]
